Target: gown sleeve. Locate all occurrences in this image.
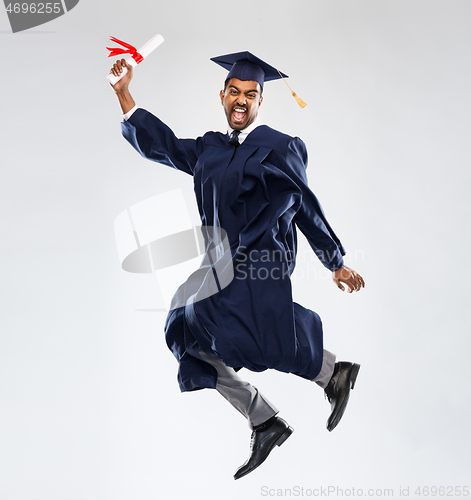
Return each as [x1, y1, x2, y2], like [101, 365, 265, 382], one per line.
[286, 136, 346, 271]
[121, 108, 204, 176]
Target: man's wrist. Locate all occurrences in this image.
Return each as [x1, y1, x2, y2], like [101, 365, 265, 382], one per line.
[115, 89, 136, 116]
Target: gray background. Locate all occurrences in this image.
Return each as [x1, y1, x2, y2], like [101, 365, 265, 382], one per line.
[1, 1, 470, 499]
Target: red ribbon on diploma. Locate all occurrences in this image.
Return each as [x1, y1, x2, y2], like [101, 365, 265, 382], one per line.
[106, 36, 144, 64]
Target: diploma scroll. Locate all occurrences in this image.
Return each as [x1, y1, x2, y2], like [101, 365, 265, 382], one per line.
[107, 34, 164, 85]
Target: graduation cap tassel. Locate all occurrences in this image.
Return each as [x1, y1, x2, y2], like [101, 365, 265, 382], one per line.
[292, 91, 307, 109]
[277, 69, 307, 108]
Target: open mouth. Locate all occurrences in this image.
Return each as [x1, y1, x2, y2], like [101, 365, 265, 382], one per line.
[232, 107, 247, 123]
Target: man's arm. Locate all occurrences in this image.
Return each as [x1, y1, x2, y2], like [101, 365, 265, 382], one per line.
[122, 110, 203, 175]
[109, 59, 202, 176]
[286, 137, 365, 293]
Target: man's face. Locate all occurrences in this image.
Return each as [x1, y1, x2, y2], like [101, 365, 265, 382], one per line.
[220, 78, 263, 130]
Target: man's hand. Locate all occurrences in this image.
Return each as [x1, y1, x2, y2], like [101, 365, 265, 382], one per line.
[332, 265, 365, 293]
[110, 58, 133, 91]
[109, 59, 136, 114]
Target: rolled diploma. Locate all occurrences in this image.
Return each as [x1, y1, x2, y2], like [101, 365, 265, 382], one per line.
[107, 34, 164, 85]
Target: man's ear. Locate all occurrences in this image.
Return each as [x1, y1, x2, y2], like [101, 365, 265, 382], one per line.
[219, 89, 224, 104]
[259, 95, 263, 106]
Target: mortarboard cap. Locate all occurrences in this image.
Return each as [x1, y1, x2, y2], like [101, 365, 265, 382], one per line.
[211, 51, 306, 108]
[210, 51, 288, 90]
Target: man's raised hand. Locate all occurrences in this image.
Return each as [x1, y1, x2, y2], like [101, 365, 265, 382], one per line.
[109, 58, 134, 93]
[109, 59, 136, 115]
[332, 265, 365, 293]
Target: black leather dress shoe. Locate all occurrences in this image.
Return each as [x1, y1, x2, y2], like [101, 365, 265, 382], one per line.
[234, 417, 293, 480]
[325, 361, 360, 432]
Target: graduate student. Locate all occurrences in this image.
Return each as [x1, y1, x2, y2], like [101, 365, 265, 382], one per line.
[110, 51, 365, 480]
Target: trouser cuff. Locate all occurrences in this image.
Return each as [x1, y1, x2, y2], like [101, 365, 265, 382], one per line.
[312, 349, 336, 388]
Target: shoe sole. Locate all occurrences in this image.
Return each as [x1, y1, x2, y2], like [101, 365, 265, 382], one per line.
[327, 363, 360, 432]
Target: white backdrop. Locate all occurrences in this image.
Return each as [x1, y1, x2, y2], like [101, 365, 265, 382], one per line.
[1, 1, 470, 499]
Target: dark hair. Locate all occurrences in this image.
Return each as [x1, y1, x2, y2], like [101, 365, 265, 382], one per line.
[223, 78, 263, 95]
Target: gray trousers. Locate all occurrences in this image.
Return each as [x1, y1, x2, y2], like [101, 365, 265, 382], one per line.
[198, 349, 336, 430]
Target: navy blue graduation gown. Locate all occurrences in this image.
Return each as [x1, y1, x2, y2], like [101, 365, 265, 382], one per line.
[122, 109, 346, 392]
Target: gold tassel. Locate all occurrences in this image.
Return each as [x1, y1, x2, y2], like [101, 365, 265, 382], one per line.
[277, 69, 307, 108]
[292, 91, 307, 108]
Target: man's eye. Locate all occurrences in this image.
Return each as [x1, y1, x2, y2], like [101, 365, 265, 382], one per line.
[230, 90, 238, 95]
[248, 94, 256, 99]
